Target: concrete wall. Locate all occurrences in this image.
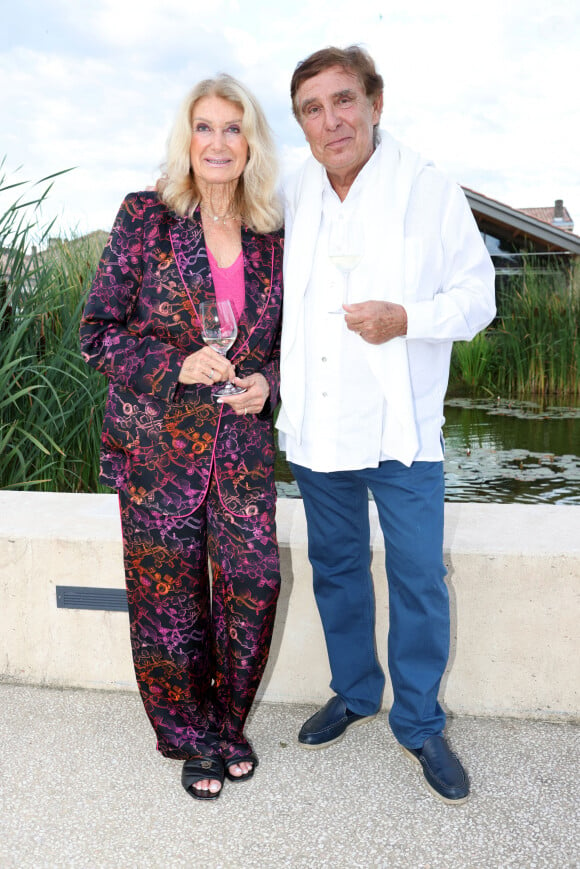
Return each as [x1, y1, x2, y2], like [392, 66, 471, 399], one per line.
[1, 491, 578, 721]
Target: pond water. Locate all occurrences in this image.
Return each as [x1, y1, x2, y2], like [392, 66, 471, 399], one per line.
[275, 397, 580, 505]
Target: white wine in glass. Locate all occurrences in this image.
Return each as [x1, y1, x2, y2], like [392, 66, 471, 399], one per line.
[198, 300, 246, 398]
[328, 219, 364, 313]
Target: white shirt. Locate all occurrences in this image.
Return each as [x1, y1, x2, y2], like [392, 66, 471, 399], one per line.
[277, 140, 496, 471]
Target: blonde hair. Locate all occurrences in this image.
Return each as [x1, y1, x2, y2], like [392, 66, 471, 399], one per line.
[157, 75, 282, 234]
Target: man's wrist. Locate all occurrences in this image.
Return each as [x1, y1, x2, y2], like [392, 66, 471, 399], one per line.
[399, 305, 408, 336]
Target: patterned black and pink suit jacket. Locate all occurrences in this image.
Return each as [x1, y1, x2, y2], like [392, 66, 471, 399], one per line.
[80, 191, 284, 519]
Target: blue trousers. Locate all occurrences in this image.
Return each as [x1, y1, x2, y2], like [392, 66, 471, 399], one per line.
[289, 459, 449, 748]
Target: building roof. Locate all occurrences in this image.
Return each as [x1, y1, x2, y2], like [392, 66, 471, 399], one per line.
[463, 188, 580, 256]
[518, 202, 574, 231]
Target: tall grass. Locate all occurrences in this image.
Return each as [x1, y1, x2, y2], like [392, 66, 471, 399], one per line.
[450, 258, 579, 397]
[0, 167, 109, 491]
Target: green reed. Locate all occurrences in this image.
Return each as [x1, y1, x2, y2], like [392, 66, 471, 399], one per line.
[0, 167, 109, 491]
[450, 258, 579, 397]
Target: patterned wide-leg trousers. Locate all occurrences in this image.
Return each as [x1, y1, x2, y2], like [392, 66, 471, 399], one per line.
[118, 471, 280, 764]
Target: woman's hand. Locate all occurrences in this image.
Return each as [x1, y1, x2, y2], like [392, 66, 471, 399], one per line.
[217, 372, 270, 416]
[178, 348, 236, 386]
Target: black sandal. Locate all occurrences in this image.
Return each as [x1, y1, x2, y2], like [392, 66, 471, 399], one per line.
[181, 755, 225, 801]
[224, 752, 258, 783]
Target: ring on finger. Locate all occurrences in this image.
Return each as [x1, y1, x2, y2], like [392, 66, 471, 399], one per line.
[209, 368, 214, 379]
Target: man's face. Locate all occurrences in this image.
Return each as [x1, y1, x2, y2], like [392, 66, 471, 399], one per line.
[295, 66, 382, 183]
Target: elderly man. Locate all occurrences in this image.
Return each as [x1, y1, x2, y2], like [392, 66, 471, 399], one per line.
[277, 46, 496, 804]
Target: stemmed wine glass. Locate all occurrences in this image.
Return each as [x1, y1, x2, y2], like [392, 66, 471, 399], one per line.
[327, 219, 364, 314]
[198, 300, 246, 398]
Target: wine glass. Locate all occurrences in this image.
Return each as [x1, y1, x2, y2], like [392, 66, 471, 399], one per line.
[328, 219, 364, 313]
[198, 300, 246, 398]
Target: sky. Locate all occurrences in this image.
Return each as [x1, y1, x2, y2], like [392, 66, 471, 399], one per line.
[1, 0, 579, 242]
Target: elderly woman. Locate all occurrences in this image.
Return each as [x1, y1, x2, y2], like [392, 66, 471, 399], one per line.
[80, 75, 283, 800]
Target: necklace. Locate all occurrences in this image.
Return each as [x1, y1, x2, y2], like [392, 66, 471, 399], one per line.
[200, 204, 241, 226]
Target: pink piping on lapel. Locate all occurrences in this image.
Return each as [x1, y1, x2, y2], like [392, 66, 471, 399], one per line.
[229, 241, 275, 362]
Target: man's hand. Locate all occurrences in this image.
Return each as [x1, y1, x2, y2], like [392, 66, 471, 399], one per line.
[343, 301, 408, 344]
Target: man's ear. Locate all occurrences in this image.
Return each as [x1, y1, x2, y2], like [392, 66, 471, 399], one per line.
[372, 92, 384, 126]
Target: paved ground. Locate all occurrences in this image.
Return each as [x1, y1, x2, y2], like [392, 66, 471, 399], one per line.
[1, 683, 578, 868]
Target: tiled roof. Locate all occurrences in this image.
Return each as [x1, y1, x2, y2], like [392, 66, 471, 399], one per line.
[518, 205, 574, 228]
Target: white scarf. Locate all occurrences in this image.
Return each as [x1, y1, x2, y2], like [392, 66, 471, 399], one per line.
[281, 131, 431, 467]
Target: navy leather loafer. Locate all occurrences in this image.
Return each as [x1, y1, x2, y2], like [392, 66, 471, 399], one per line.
[298, 695, 376, 749]
[401, 734, 470, 804]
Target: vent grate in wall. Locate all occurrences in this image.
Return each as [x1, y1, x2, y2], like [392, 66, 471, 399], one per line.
[56, 586, 128, 612]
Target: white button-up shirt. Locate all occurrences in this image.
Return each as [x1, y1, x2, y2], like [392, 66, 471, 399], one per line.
[278, 144, 496, 472]
[291, 161, 387, 471]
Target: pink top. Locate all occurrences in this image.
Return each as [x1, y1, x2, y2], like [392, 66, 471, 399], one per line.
[207, 249, 245, 321]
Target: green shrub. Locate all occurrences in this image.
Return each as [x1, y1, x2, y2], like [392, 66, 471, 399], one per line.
[0, 166, 109, 491]
[450, 258, 579, 397]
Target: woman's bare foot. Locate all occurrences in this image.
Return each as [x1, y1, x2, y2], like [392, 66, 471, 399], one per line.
[193, 761, 251, 792]
[226, 761, 253, 779]
[182, 756, 225, 800]
[192, 777, 223, 795]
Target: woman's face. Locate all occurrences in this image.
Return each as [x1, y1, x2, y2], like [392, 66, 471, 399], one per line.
[189, 95, 249, 189]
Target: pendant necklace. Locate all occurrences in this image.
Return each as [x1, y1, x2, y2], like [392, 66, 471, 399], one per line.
[200, 204, 241, 226]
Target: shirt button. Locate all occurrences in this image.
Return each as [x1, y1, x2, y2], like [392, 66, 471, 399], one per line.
[322, 357, 327, 362]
